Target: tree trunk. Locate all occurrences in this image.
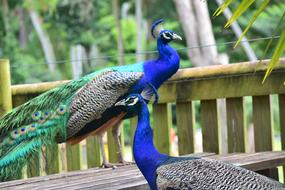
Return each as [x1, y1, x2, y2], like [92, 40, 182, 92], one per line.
[174, 0, 229, 154]
[112, 0, 124, 65]
[215, 0, 257, 61]
[29, 10, 56, 71]
[70, 45, 86, 79]
[174, 0, 220, 66]
[135, 0, 144, 62]
[18, 8, 28, 49]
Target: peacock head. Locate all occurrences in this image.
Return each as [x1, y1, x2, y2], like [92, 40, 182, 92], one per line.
[115, 94, 145, 110]
[151, 19, 182, 43]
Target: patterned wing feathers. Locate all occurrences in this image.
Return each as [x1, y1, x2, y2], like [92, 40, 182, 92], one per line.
[67, 71, 143, 138]
[156, 158, 285, 190]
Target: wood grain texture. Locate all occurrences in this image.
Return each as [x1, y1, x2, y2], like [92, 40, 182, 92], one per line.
[86, 136, 101, 168]
[226, 97, 245, 153]
[0, 59, 12, 117]
[252, 95, 276, 179]
[176, 101, 195, 155]
[130, 117, 138, 158]
[2, 151, 285, 190]
[10, 59, 285, 104]
[153, 103, 171, 155]
[279, 94, 285, 180]
[66, 144, 82, 171]
[201, 100, 219, 153]
[252, 95, 273, 152]
[107, 123, 125, 163]
[158, 69, 285, 103]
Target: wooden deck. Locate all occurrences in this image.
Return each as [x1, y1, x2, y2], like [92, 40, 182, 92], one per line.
[1, 151, 285, 190]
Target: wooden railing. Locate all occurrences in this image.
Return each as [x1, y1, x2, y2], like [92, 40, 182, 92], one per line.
[0, 58, 285, 180]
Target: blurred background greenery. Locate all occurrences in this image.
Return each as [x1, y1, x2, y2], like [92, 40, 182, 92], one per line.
[0, 0, 284, 84]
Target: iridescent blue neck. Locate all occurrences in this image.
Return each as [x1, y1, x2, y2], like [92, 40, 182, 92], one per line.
[143, 38, 180, 89]
[133, 99, 168, 190]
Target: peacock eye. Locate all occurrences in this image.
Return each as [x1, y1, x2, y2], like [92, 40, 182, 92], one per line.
[162, 32, 172, 40]
[126, 97, 135, 104]
[166, 32, 172, 37]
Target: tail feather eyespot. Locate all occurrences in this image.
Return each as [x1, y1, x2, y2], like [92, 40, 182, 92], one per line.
[30, 123, 36, 131]
[38, 116, 45, 123]
[20, 127, 27, 134]
[11, 130, 20, 139]
[32, 111, 42, 121]
[57, 105, 67, 115]
[43, 111, 50, 118]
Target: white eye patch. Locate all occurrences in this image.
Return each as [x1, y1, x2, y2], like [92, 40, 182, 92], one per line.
[162, 32, 171, 40]
[126, 97, 139, 106]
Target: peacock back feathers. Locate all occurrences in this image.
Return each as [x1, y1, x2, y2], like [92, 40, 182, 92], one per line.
[156, 158, 285, 190]
[0, 66, 144, 181]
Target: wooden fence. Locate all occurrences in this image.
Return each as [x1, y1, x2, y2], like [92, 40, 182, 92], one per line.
[0, 58, 285, 180]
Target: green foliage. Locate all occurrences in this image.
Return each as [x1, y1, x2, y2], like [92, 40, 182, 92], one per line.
[214, 0, 285, 82]
[234, 0, 270, 48]
[1, 0, 284, 85]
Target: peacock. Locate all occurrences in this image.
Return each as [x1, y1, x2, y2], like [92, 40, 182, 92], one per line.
[115, 93, 285, 190]
[0, 19, 182, 180]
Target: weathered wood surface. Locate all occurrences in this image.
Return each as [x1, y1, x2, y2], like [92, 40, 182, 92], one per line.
[0, 59, 12, 117]
[201, 99, 219, 153]
[1, 152, 285, 190]
[153, 103, 171, 154]
[10, 58, 285, 103]
[226, 97, 245, 153]
[176, 101, 195, 155]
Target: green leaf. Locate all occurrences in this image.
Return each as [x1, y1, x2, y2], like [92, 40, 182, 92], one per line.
[234, 0, 271, 48]
[225, 0, 255, 28]
[260, 11, 285, 62]
[213, 0, 233, 16]
[262, 25, 285, 83]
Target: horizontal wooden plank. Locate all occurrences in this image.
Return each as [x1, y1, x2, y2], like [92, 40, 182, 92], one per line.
[10, 59, 285, 103]
[2, 152, 285, 190]
[170, 58, 285, 81]
[159, 68, 285, 103]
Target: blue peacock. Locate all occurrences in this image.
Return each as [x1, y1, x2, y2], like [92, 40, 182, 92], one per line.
[116, 94, 285, 190]
[0, 19, 181, 181]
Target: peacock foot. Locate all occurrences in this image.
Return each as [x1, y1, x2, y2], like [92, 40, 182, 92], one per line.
[118, 160, 135, 165]
[101, 162, 118, 169]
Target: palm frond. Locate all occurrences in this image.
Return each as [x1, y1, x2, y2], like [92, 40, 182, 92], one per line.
[260, 11, 285, 65]
[234, 0, 271, 48]
[225, 0, 255, 28]
[213, 0, 233, 16]
[262, 25, 285, 83]
[214, 1, 285, 83]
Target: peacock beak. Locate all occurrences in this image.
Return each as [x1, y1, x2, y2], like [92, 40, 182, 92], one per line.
[173, 33, 182, 40]
[115, 99, 126, 106]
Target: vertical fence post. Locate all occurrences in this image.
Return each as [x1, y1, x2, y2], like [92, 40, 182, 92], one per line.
[107, 123, 125, 163]
[66, 144, 82, 171]
[0, 59, 12, 116]
[252, 95, 277, 180]
[201, 99, 219, 154]
[86, 136, 102, 168]
[153, 103, 171, 155]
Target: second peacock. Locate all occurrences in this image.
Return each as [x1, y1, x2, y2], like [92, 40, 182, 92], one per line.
[115, 94, 285, 190]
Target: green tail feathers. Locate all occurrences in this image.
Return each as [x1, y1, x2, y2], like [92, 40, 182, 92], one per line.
[0, 71, 99, 181]
[0, 107, 68, 181]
